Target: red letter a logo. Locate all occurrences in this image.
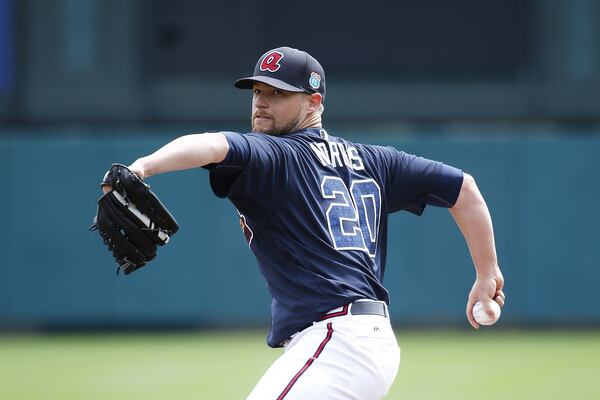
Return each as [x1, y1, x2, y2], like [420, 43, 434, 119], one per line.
[260, 51, 284, 72]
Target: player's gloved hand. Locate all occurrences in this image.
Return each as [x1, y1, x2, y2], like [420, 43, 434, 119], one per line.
[90, 163, 179, 275]
[466, 269, 505, 329]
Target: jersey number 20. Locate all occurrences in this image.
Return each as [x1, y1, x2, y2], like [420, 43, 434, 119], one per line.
[320, 177, 382, 257]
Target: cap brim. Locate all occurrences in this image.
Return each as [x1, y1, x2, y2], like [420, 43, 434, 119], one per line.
[234, 76, 305, 93]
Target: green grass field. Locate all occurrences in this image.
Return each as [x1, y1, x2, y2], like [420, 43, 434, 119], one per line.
[1, 329, 599, 400]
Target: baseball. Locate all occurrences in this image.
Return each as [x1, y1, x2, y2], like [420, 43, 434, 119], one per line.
[473, 300, 501, 326]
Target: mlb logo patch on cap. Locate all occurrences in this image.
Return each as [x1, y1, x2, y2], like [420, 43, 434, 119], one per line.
[309, 72, 321, 90]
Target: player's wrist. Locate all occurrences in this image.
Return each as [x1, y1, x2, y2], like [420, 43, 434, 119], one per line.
[474, 266, 504, 296]
[475, 261, 501, 279]
[128, 158, 148, 180]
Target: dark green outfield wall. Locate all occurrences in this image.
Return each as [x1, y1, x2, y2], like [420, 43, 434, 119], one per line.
[1, 125, 598, 329]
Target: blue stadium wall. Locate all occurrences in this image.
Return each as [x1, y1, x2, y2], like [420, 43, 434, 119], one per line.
[0, 125, 598, 330]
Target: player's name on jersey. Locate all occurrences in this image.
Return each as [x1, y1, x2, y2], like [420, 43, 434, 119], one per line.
[309, 140, 365, 171]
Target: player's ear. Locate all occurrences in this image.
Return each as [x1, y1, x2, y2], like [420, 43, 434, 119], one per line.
[306, 93, 322, 113]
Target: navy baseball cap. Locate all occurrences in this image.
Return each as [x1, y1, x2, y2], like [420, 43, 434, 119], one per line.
[234, 47, 326, 99]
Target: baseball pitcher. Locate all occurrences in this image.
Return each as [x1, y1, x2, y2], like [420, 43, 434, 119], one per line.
[94, 47, 505, 399]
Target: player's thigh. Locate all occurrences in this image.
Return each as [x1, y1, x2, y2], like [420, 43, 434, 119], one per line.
[341, 318, 401, 399]
[247, 326, 332, 400]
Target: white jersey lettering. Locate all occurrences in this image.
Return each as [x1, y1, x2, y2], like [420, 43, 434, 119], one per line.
[309, 142, 331, 166]
[337, 142, 351, 166]
[309, 139, 365, 171]
[348, 147, 365, 171]
[328, 140, 343, 167]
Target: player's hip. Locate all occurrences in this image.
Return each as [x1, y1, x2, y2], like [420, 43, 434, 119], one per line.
[285, 299, 395, 345]
[265, 301, 399, 399]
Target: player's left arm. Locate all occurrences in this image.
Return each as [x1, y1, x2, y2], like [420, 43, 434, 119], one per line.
[102, 132, 229, 194]
[131, 132, 229, 179]
[448, 173, 505, 329]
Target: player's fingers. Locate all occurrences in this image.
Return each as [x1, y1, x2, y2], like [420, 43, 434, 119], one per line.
[466, 302, 479, 329]
[496, 289, 505, 302]
[495, 295, 505, 308]
[102, 184, 113, 194]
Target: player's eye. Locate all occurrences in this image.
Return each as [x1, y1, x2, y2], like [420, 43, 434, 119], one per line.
[273, 90, 282, 95]
[253, 89, 261, 95]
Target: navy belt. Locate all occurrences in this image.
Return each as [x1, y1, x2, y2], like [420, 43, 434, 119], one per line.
[320, 301, 388, 321]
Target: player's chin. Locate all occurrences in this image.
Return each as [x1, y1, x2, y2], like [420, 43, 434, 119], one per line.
[252, 118, 277, 135]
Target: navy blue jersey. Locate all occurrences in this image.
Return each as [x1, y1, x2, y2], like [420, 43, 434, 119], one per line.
[206, 128, 463, 347]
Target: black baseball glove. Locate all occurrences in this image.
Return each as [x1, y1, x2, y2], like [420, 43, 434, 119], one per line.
[90, 164, 179, 274]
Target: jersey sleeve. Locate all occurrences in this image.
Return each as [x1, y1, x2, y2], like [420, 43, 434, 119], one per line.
[381, 146, 464, 215]
[204, 131, 286, 203]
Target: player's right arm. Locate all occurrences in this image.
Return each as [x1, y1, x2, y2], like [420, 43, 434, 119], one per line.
[381, 148, 503, 328]
[129, 132, 229, 180]
[449, 173, 505, 329]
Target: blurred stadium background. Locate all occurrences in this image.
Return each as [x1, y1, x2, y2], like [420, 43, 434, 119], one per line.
[1, 0, 599, 399]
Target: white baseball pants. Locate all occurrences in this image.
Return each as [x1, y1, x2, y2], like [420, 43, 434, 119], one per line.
[247, 309, 400, 399]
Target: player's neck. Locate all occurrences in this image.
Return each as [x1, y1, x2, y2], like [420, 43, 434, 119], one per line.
[297, 111, 323, 131]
